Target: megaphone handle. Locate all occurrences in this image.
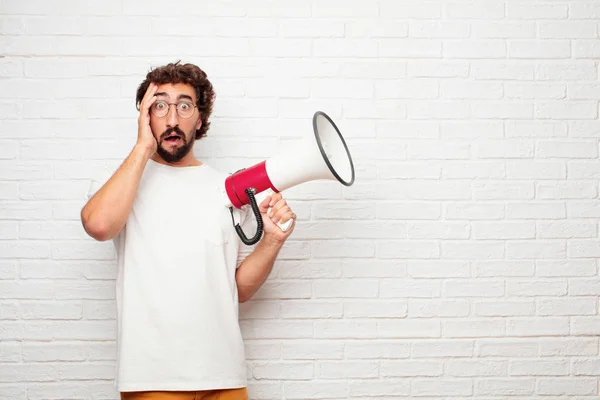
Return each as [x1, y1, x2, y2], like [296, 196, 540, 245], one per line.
[275, 217, 293, 232]
[230, 188, 264, 246]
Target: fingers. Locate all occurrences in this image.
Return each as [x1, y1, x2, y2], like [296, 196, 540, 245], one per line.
[259, 193, 296, 225]
[269, 198, 296, 224]
[260, 192, 281, 214]
[146, 91, 158, 109]
[276, 210, 297, 225]
[268, 198, 286, 216]
[141, 82, 158, 111]
[258, 195, 272, 214]
[269, 192, 282, 207]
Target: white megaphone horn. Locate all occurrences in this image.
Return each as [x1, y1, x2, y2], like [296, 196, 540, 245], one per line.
[222, 111, 355, 245]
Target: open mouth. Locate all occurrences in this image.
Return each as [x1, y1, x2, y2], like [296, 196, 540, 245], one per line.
[164, 135, 183, 144]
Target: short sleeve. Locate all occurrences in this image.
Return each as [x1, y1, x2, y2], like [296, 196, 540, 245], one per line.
[86, 168, 114, 200]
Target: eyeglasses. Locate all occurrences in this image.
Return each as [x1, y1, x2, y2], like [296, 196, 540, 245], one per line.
[150, 100, 197, 119]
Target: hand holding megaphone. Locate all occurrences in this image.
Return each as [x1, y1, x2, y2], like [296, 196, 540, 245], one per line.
[259, 189, 296, 237]
[222, 111, 355, 245]
[262, 188, 294, 233]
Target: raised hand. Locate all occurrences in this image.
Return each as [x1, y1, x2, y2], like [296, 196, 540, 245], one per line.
[137, 82, 159, 154]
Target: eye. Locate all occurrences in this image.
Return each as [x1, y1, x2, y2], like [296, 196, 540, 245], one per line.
[154, 101, 167, 110]
[179, 102, 191, 111]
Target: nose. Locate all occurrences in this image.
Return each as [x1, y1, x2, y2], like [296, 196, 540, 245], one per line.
[166, 104, 179, 127]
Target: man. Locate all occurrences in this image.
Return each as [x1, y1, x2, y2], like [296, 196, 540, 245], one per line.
[81, 61, 296, 400]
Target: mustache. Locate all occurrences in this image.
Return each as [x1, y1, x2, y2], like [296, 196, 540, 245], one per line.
[160, 127, 185, 140]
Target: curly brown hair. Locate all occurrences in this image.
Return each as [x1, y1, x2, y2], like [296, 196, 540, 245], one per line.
[135, 61, 216, 140]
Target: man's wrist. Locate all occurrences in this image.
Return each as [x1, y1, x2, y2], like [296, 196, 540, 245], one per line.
[134, 142, 154, 159]
[261, 233, 285, 249]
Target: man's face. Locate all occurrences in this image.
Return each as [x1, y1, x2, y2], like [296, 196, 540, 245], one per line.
[150, 83, 202, 163]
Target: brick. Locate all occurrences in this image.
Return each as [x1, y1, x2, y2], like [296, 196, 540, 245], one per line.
[537, 61, 597, 81]
[570, 278, 600, 295]
[380, 1, 442, 18]
[314, 320, 377, 339]
[537, 378, 597, 395]
[0, 343, 20, 363]
[506, 121, 567, 137]
[507, 317, 569, 336]
[444, 40, 506, 59]
[472, 21, 535, 38]
[0, 302, 19, 320]
[472, 222, 535, 240]
[472, 182, 534, 200]
[539, 338, 598, 356]
[475, 378, 534, 396]
[538, 261, 596, 277]
[442, 121, 503, 139]
[509, 360, 569, 376]
[314, 279, 378, 298]
[442, 242, 505, 260]
[379, 320, 441, 338]
[0, 364, 56, 382]
[538, 298, 597, 316]
[572, 358, 600, 376]
[346, 341, 410, 359]
[20, 301, 82, 320]
[446, 203, 504, 220]
[474, 260, 534, 277]
[571, 317, 600, 336]
[507, 3, 567, 19]
[347, 20, 407, 38]
[409, 299, 470, 318]
[283, 381, 346, 399]
[475, 301, 535, 317]
[349, 380, 409, 397]
[443, 319, 505, 338]
[506, 280, 567, 296]
[477, 339, 539, 357]
[407, 222, 470, 240]
[447, 1, 504, 19]
[381, 361, 442, 377]
[408, 60, 468, 78]
[282, 340, 343, 360]
[21, 342, 86, 362]
[276, 260, 342, 279]
[317, 361, 378, 379]
[412, 379, 473, 396]
[446, 360, 507, 376]
[344, 300, 407, 318]
[252, 362, 313, 380]
[509, 41, 570, 59]
[380, 279, 441, 298]
[574, 40, 600, 58]
[505, 82, 565, 99]
[536, 101, 598, 119]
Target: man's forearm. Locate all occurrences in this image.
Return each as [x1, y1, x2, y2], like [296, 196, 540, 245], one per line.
[81, 144, 153, 241]
[235, 235, 284, 303]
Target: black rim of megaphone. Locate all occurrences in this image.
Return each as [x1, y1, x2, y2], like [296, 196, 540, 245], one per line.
[312, 111, 355, 187]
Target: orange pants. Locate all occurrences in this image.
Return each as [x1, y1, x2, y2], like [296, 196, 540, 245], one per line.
[120, 388, 248, 400]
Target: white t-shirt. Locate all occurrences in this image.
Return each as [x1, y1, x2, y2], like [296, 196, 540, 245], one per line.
[87, 158, 256, 392]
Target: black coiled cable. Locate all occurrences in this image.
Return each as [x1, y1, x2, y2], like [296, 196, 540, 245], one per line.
[229, 187, 263, 245]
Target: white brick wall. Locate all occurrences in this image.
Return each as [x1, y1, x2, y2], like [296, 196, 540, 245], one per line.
[1, 0, 599, 399]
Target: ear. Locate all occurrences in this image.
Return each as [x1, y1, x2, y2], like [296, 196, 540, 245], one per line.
[195, 117, 202, 131]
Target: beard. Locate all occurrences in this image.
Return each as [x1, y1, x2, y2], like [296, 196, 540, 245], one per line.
[156, 126, 193, 163]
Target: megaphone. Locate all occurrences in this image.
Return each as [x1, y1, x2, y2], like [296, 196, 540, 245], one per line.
[222, 111, 355, 245]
